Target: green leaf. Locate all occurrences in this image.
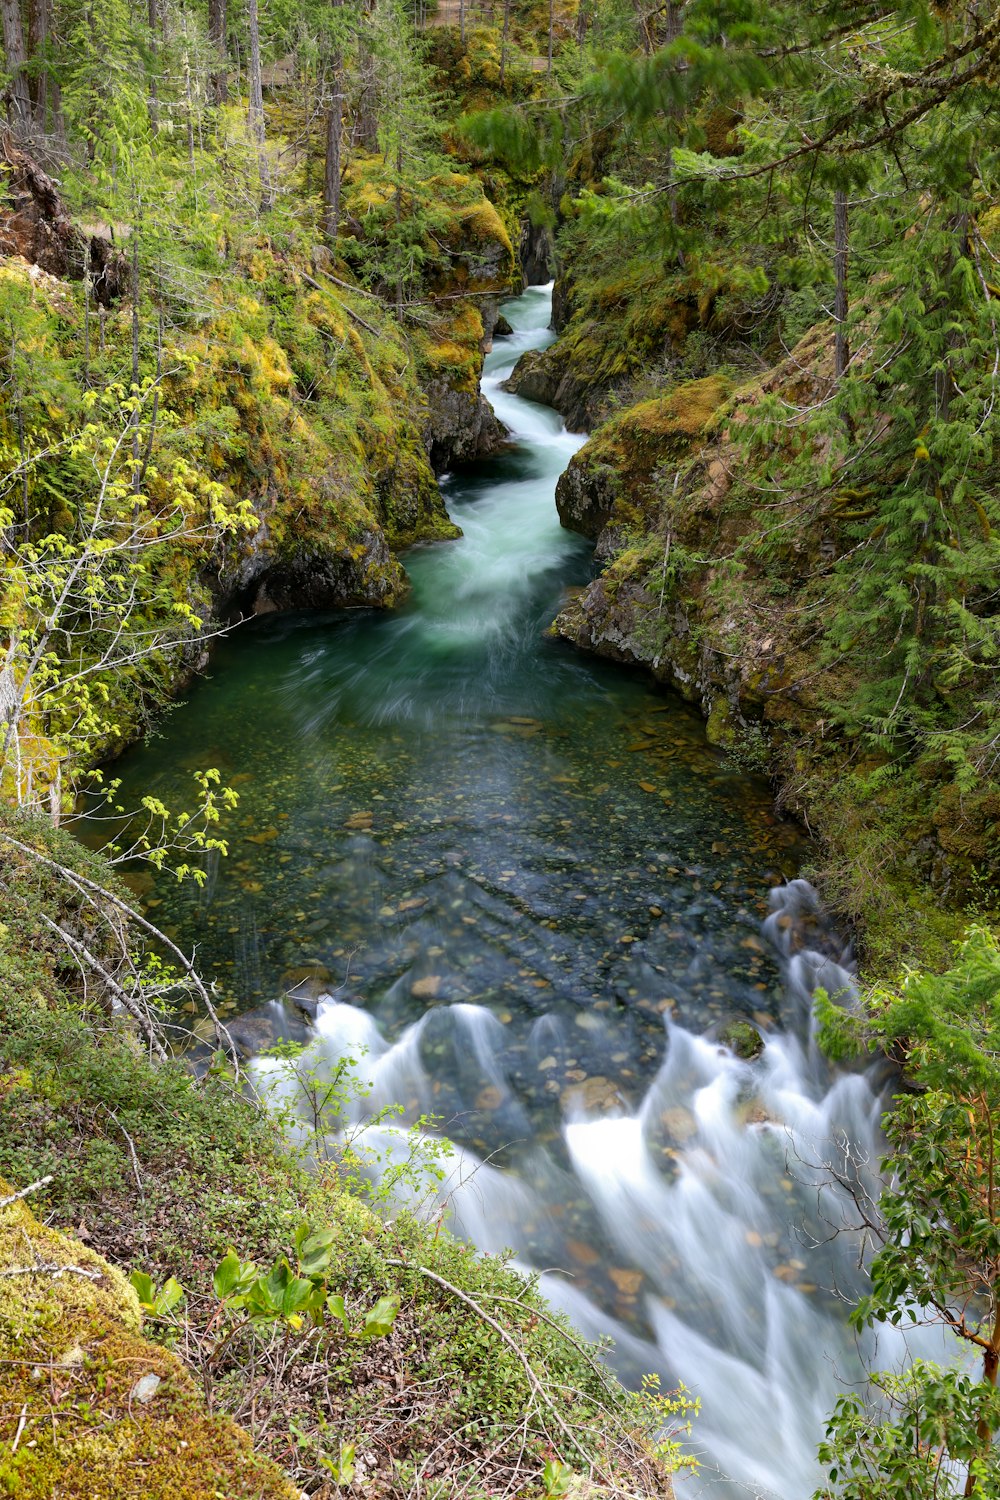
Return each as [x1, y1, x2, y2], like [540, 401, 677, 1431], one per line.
[213, 1248, 242, 1299]
[129, 1270, 155, 1309]
[361, 1293, 400, 1340]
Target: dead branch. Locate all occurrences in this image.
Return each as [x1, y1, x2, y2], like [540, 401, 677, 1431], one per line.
[0, 1175, 54, 1210]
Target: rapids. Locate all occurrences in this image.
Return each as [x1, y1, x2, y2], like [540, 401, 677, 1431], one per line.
[98, 285, 926, 1498]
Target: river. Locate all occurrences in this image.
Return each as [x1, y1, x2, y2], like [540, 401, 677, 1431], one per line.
[99, 284, 917, 1499]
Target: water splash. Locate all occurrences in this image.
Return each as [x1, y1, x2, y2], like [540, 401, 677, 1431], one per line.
[247, 878, 935, 1499]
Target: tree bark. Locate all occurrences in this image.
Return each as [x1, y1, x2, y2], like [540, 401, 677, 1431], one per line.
[323, 61, 343, 245]
[354, 0, 379, 152]
[27, 0, 48, 128]
[547, 0, 554, 72]
[834, 188, 850, 380]
[148, 0, 160, 133]
[209, 0, 228, 103]
[1, 0, 31, 134]
[246, 0, 273, 209]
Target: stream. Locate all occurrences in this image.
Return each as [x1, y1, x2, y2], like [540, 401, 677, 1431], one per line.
[98, 284, 922, 1499]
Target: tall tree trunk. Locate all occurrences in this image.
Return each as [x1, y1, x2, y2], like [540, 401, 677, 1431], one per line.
[394, 136, 403, 320]
[355, 0, 379, 152]
[664, 2, 683, 264]
[246, 0, 273, 209]
[148, 0, 160, 132]
[323, 57, 343, 245]
[130, 220, 143, 549]
[27, 0, 48, 129]
[547, 0, 554, 72]
[209, 0, 228, 103]
[181, 9, 196, 169]
[1, 0, 31, 134]
[82, 240, 91, 390]
[459, 0, 465, 47]
[499, 0, 511, 86]
[576, 0, 589, 45]
[833, 188, 850, 381]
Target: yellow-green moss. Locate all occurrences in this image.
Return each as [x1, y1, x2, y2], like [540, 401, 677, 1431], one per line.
[0, 1181, 296, 1500]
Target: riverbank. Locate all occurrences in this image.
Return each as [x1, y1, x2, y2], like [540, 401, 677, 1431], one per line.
[512, 315, 998, 975]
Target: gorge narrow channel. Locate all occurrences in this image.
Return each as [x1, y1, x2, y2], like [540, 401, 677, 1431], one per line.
[105, 285, 913, 1499]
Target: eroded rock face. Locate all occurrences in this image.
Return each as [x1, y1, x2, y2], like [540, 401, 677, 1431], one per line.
[0, 131, 125, 304]
[519, 217, 554, 286]
[502, 344, 596, 432]
[221, 530, 406, 618]
[424, 381, 507, 471]
[555, 454, 618, 541]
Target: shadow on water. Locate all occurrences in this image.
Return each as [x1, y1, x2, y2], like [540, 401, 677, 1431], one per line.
[90, 284, 936, 1500]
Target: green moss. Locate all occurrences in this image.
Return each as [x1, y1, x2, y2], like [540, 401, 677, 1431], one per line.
[0, 1180, 296, 1500]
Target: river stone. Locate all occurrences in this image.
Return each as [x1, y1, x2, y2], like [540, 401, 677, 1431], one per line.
[717, 1019, 765, 1060]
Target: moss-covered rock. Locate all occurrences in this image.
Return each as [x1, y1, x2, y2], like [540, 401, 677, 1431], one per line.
[551, 321, 997, 969]
[555, 375, 731, 547]
[0, 1180, 296, 1500]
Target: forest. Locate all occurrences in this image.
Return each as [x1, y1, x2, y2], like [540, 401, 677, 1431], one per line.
[1, 0, 1000, 1496]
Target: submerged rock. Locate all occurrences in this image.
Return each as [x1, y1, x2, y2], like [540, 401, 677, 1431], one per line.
[716, 1018, 765, 1060]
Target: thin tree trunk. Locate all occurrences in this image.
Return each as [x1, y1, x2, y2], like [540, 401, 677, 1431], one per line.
[834, 188, 850, 380]
[547, 0, 554, 72]
[1, 0, 31, 134]
[460, 0, 465, 47]
[499, 0, 511, 86]
[355, 0, 379, 151]
[246, 0, 273, 209]
[82, 240, 91, 390]
[209, 0, 228, 103]
[664, 2, 683, 264]
[323, 59, 343, 245]
[148, 0, 160, 132]
[130, 225, 141, 512]
[27, 0, 49, 129]
[395, 136, 403, 320]
[181, 9, 196, 169]
[576, 0, 589, 45]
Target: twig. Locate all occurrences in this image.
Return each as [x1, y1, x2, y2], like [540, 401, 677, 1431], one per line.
[38, 913, 169, 1061]
[393, 1261, 602, 1476]
[313, 267, 384, 301]
[10, 1405, 27, 1454]
[0, 1175, 53, 1210]
[109, 1108, 145, 1199]
[0, 834, 239, 1071]
[0, 1262, 102, 1281]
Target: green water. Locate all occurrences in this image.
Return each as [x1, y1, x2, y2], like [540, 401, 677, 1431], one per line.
[101, 284, 804, 1058]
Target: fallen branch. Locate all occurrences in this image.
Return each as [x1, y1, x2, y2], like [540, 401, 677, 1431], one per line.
[300, 272, 383, 337]
[38, 912, 169, 1061]
[0, 833, 239, 1071]
[0, 1175, 54, 1210]
[394, 1261, 602, 1477]
[0, 1261, 102, 1282]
